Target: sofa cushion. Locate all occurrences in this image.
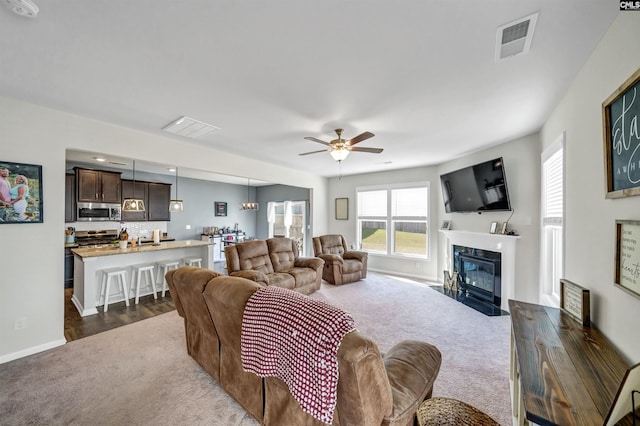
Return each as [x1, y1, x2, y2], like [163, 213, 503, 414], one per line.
[237, 240, 274, 274]
[266, 272, 295, 289]
[343, 258, 363, 274]
[267, 237, 296, 272]
[286, 267, 318, 288]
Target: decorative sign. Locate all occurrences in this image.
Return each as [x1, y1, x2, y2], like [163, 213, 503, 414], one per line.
[603, 67, 640, 199]
[615, 220, 640, 299]
[560, 279, 590, 326]
[604, 362, 640, 426]
[215, 201, 227, 217]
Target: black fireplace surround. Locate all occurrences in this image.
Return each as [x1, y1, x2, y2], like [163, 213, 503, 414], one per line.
[453, 245, 501, 308]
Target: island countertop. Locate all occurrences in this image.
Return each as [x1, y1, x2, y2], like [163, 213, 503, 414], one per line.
[71, 239, 211, 259]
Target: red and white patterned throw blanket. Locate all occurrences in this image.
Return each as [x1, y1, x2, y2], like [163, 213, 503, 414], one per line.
[241, 286, 356, 425]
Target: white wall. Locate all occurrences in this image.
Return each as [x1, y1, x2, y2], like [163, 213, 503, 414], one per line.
[437, 134, 541, 304]
[541, 13, 640, 362]
[0, 96, 328, 362]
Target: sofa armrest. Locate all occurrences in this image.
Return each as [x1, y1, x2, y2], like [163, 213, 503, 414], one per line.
[230, 270, 269, 285]
[344, 250, 367, 262]
[383, 340, 442, 424]
[294, 256, 325, 270]
[318, 253, 344, 265]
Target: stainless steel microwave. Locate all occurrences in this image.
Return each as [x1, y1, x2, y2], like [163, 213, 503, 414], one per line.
[77, 202, 121, 222]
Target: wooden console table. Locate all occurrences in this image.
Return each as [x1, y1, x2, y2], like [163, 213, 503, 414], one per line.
[509, 299, 636, 426]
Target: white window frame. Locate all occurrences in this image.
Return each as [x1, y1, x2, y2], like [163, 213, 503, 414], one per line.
[356, 182, 430, 259]
[540, 132, 565, 307]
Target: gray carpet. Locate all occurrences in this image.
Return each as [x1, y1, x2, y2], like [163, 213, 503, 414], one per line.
[0, 272, 511, 425]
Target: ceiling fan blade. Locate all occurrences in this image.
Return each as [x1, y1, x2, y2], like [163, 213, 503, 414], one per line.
[304, 136, 331, 146]
[348, 131, 375, 146]
[298, 149, 329, 156]
[350, 147, 383, 153]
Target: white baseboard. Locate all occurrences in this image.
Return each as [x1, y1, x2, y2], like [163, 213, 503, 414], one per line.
[368, 267, 438, 283]
[0, 338, 66, 364]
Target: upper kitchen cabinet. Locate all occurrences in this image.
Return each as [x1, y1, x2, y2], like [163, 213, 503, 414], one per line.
[76, 168, 121, 203]
[147, 182, 171, 221]
[121, 180, 171, 222]
[121, 179, 148, 221]
[65, 173, 76, 223]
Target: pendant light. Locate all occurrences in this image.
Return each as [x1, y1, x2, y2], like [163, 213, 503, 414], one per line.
[122, 159, 146, 212]
[169, 167, 184, 212]
[241, 178, 259, 210]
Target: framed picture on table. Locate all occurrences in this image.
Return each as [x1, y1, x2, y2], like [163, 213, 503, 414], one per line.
[0, 160, 43, 224]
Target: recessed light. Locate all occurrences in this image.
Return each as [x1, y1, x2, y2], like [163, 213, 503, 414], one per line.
[94, 157, 106, 162]
[168, 168, 176, 172]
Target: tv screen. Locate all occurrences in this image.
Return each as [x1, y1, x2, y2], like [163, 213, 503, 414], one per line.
[440, 157, 512, 213]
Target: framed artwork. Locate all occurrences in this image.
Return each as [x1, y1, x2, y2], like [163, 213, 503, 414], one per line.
[614, 220, 640, 299]
[602, 67, 640, 199]
[215, 201, 227, 217]
[0, 160, 43, 224]
[560, 279, 590, 326]
[441, 220, 451, 230]
[500, 222, 508, 235]
[490, 221, 498, 234]
[604, 363, 640, 426]
[335, 198, 348, 220]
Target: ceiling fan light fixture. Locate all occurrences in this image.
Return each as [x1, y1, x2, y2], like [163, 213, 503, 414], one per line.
[330, 148, 350, 162]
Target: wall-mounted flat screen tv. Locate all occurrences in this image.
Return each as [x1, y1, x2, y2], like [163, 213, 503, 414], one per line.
[440, 157, 512, 213]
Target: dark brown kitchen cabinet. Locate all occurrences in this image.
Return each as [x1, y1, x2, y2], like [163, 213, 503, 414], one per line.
[120, 180, 171, 221]
[121, 180, 148, 221]
[65, 173, 76, 222]
[147, 183, 171, 221]
[76, 168, 121, 203]
[64, 247, 74, 288]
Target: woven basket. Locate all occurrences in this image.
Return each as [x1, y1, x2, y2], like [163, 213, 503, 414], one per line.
[416, 397, 499, 426]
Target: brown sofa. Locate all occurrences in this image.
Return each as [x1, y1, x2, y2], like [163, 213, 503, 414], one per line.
[166, 266, 442, 426]
[312, 234, 368, 285]
[225, 237, 324, 295]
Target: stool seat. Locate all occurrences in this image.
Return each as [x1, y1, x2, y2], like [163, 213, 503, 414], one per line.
[99, 267, 129, 312]
[130, 263, 157, 304]
[182, 257, 202, 268]
[156, 259, 181, 297]
[416, 397, 499, 426]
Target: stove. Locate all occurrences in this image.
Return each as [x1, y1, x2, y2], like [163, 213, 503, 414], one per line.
[74, 229, 119, 247]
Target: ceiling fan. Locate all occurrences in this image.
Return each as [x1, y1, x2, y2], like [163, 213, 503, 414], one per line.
[299, 128, 383, 162]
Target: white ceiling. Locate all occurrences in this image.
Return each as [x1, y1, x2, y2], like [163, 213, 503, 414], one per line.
[0, 1, 619, 178]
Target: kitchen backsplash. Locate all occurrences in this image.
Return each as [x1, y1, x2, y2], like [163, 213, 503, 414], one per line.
[66, 221, 168, 239]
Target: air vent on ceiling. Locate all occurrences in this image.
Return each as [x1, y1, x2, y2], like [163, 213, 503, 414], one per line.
[162, 116, 220, 139]
[495, 12, 538, 61]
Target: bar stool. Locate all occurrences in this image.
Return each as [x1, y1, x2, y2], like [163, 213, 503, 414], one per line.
[156, 259, 181, 297]
[182, 257, 202, 268]
[130, 263, 157, 304]
[99, 267, 129, 312]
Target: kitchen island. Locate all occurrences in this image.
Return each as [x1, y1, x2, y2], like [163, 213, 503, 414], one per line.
[71, 240, 213, 317]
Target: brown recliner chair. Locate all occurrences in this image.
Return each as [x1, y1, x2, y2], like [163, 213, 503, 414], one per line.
[312, 234, 368, 285]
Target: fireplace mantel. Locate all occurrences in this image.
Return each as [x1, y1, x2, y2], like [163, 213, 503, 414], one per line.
[440, 230, 520, 312]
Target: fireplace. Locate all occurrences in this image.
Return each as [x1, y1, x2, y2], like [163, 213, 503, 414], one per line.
[454, 245, 501, 308]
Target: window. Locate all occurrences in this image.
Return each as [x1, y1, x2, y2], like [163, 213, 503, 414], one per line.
[267, 201, 306, 255]
[540, 134, 564, 306]
[357, 184, 429, 258]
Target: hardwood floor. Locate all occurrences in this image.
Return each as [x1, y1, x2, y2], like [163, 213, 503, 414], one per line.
[64, 262, 227, 342]
[64, 288, 176, 342]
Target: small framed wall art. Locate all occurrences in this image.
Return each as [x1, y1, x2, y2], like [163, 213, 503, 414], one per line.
[335, 198, 348, 220]
[560, 279, 590, 326]
[0, 160, 43, 224]
[602, 67, 640, 199]
[614, 219, 640, 299]
[215, 201, 227, 217]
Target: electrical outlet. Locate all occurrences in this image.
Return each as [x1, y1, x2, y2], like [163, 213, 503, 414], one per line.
[14, 317, 27, 330]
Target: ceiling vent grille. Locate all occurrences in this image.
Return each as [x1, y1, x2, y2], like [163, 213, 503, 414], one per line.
[162, 116, 220, 139]
[495, 13, 538, 61]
